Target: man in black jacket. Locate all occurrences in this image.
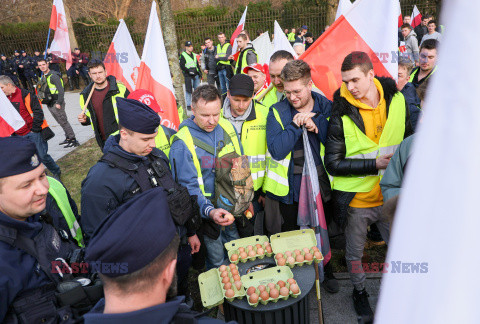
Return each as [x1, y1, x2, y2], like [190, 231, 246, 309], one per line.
[179, 41, 201, 110]
[324, 51, 412, 322]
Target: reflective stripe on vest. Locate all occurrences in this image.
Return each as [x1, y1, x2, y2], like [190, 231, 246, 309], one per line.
[47, 177, 84, 247]
[409, 66, 437, 83]
[172, 119, 242, 197]
[235, 48, 258, 75]
[46, 73, 63, 95]
[182, 51, 199, 72]
[155, 126, 171, 157]
[216, 43, 230, 66]
[331, 93, 406, 193]
[240, 101, 268, 191]
[262, 108, 291, 196]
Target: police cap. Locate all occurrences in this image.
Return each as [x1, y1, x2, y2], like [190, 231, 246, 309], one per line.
[116, 97, 160, 134]
[0, 137, 42, 178]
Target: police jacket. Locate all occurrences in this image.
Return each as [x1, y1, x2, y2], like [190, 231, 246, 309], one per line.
[0, 192, 80, 322]
[324, 77, 413, 228]
[81, 136, 193, 244]
[84, 296, 233, 324]
[0, 58, 16, 75]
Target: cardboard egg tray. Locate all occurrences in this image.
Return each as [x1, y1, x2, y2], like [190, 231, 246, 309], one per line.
[224, 235, 274, 264]
[270, 229, 324, 268]
[241, 266, 301, 307]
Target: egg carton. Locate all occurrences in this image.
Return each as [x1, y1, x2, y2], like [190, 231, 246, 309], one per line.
[274, 247, 324, 268]
[224, 235, 274, 264]
[218, 263, 246, 302]
[240, 266, 301, 307]
[270, 229, 324, 268]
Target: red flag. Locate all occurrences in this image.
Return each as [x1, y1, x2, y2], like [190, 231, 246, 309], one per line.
[411, 5, 422, 28]
[49, 0, 72, 69]
[0, 90, 25, 137]
[398, 13, 403, 28]
[300, 0, 399, 100]
[104, 19, 141, 92]
[136, 1, 179, 130]
[230, 6, 248, 61]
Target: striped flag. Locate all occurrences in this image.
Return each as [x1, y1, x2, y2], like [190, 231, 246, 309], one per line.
[410, 5, 422, 28]
[49, 0, 72, 69]
[230, 6, 248, 60]
[104, 19, 141, 92]
[0, 90, 25, 137]
[300, 0, 399, 100]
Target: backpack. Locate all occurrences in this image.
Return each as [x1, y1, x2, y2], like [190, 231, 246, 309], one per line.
[36, 75, 54, 105]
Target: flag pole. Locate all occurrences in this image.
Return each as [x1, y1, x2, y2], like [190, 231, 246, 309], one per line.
[44, 28, 52, 59]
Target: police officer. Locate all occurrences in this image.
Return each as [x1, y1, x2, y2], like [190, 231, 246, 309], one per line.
[12, 50, 24, 88]
[84, 188, 233, 323]
[0, 53, 20, 87]
[19, 50, 36, 91]
[0, 136, 88, 323]
[33, 50, 43, 78]
[81, 97, 201, 299]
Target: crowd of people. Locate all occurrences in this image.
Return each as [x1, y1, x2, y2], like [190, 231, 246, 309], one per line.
[0, 14, 440, 323]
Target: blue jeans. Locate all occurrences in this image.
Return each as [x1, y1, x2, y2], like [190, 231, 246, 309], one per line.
[217, 69, 229, 95]
[25, 132, 61, 175]
[204, 222, 240, 269]
[184, 75, 200, 107]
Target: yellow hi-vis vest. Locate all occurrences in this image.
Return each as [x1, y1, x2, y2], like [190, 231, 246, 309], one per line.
[262, 108, 291, 197]
[216, 43, 231, 66]
[409, 66, 437, 83]
[259, 86, 280, 109]
[47, 177, 84, 247]
[181, 51, 200, 73]
[79, 82, 128, 135]
[172, 119, 242, 197]
[287, 33, 296, 42]
[331, 93, 406, 193]
[155, 125, 172, 158]
[235, 48, 258, 75]
[46, 73, 63, 94]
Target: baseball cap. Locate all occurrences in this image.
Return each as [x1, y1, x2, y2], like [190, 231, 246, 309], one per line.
[243, 63, 267, 75]
[302, 25, 308, 30]
[185, 41, 192, 46]
[229, 74, 254, 97]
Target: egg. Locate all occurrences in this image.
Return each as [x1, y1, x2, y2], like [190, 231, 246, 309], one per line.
[231, 268, 239, 276]
[256, 244, 262, 249]
[257, 247, 265, 255]
[290, 283, 300, 294]
[249, 293, 259, 304]
[285, 251, 293, 257]
[305, 253, 313, 261]
[275, 253, 284, 260]
[269, 288, 279, 299]
[311, 246, 319, 252]
[219, 265, 227, 272]
[267, 283, 276, 290]
[220, 271, 229, 278]
[303, 247, 310, 254]
[260, 290, 270, 301]
[222, 276, 231, 284]
[280, 286, 290, 296]
[258, 285, 266, 292]
[247, 286, 256, 296]
[264, 241, 270, 247]
[234, 281, 242, 290]
[225, 289, 235, 298]
[229, 263, 237, 270]
[277, 280, 286, 288]
[224, 282, 232, 290]
[265, 246, 272, 253]
[233, 274, 241, 282]
[277, 258, 286, 266]
[248, 250, 256, 257]
[238, 247, 245, 253]
[287, 256, 296, 265]
[287, 278, 296, 285]
[314, 251, 323, 259]
[247, 245, 254, 251]
[231, 254, 239, 262]
[294, 249, 302, 256]
[295, 254, 304, 263]
[240, 252, 248, 259]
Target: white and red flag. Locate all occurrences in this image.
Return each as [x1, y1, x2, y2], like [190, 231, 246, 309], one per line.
[0, 91, 25, 137]
[410, 5, 422, 28]
[230, 6, 248, 60]
[104, 19, 141, 92]
[335, 0, 353, 21]
[271, 20, 297, 60]
[136, 1, 179, 130]
[300, 0, 399, 100]
[49, 0, 72, 69]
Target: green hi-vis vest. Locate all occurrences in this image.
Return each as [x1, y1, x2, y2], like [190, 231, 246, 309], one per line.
[181, 51, 200, 73]
[258, 86, 279, 109]
[235, 48, 258, 75]
[287, 33, 296, 42]
[409, 66, 437, 83]
[178, 105, 185, 124]
[172, 119, 242, 198]
[331, 93, 406, 193]
[222, 101, 268, 191]
[46, 73, 64, 94]
[262, 108, 291, 197]
[216, 43, 231, 66]
[47, 177, 84, 247]
[155, 125, 172, 157]
[79, 83, 128, 135]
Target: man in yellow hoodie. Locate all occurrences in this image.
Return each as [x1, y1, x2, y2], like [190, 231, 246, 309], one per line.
[324, 51, 412, 321]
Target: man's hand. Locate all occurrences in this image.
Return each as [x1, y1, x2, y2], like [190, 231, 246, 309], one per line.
[55, 103, 61, 110]
[204, 70, 208, 74]
[76, 70, 79, 74]
[19, 65, 23, 68]
[228, 55, 235, 60]
[293, 112, 316, 127]
[376, 153, 394, 169]
[209, 208, 234, 226]
[215, 55, 219, 59]
[78, 113, 87, 123]
[258, 195, 265, 208]
[188, 234, 201, 254]
[304, 118, 318, 134]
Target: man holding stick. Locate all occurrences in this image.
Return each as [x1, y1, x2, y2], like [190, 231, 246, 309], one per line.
[77, 60, 129, 149]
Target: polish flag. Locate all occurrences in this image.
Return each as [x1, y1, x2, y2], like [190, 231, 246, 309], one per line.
[49, 0, 72, 70]
[230, 6, 248, 60]
[0, 90, 25, 137]
[398, 13, 403, 28]
[136, 1, 179, 130]
[410, 5, 422, 28]
[335, 0, 353, 21]
[299, 0, 399, 100]
[270, 20, 297, 61]
[104, 19, 141, 92]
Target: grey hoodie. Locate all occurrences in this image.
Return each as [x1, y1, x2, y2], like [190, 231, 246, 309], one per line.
[403, 30, 419, 63]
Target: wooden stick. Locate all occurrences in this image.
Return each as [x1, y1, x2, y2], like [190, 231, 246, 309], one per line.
[81, 83, 96, 115]
[255, 83, 274, 101]
[314, 263, 324, 324]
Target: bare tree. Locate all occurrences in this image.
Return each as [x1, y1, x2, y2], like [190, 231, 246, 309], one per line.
[66, 0, 134, 26]
[325, 0, 338, 26]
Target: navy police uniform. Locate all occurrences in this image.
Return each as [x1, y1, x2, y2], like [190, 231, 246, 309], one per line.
[84, 188, 232, 324]
[0, 54, 20, 86]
